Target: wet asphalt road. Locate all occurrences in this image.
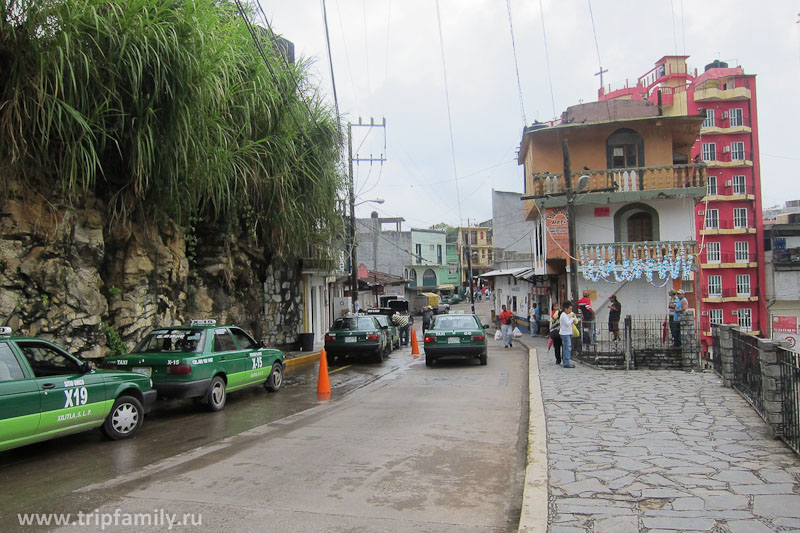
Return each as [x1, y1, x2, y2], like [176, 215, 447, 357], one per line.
[0, 350, 408, 526]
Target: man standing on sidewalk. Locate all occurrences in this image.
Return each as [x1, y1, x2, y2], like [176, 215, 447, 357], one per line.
[498, 305, 514, 348]
[577, 290, 595, 345]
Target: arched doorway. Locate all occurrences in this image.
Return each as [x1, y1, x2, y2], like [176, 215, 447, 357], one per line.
[422, 269, 437, 287]
[606, 128, 645, 169]
[627, 212, 654, 242]
[614, 203, 660, 242]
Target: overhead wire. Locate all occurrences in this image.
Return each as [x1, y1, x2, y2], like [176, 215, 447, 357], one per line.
[434, 0, 464, 226]
[506, 0, 527, 127]
[334, 0, 361, 106]
[538, 0, 557, 120]
[586, 0, 611, 121]
[320, 0, 342, 137]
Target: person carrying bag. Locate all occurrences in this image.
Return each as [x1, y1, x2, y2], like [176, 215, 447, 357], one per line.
[548, 304, 562, 365]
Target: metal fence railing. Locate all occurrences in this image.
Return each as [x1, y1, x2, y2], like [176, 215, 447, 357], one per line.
[574, 315, 698, 368]
[778, 347, 800, 455]
[711, 325, 722, 375]
[731, 329, 763, 417]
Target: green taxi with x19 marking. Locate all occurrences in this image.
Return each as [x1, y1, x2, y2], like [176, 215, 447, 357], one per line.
[101, 320, 285, 411]
[0, 327, 156, 453]
[423, 312, 489, 367]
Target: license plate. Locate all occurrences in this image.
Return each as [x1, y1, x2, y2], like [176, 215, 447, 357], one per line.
[132, 367, 152, 377]
[447, 337, 460, 344]
[344, 337, 357, 343]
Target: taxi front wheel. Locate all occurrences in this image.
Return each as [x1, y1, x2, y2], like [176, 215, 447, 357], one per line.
[102, 395, 144, 440]
[265, 363, 283, 392]
[203, 376, 227, 411]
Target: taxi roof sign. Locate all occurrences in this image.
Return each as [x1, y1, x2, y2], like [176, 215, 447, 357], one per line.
[189, 319, 217, 326]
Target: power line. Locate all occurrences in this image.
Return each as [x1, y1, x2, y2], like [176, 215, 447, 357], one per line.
[586, 0, 611, 121]
[538, 0, 557, 120]
[362, 0, 372, 97]
[670, 0, 679, 56]
[506, 0, 527, 127]
[435, 0, 464, 225]
[320, 0, 341, 137]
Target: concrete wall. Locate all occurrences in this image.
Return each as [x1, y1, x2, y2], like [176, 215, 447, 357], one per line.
[492, 190, 546, 274]
[356, 218, 410, 278]
[575, 198, 697, 244]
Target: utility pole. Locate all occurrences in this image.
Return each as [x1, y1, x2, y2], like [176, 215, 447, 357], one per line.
[348, 118, 387, 313]
[466, 218, 475, 314]
[562, 139, 580, 306]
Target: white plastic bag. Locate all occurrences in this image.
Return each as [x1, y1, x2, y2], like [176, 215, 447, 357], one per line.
[512, 326, 522, 338]
[494, 330, 503, 341]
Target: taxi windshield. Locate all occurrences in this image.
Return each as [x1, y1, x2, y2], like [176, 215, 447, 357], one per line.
[432, 315, 480, 330]
[333, 317, 376, 331]
[133, 329, 206, 353]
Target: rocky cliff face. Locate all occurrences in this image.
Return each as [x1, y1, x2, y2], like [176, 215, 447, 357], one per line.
[0, 195, 302, 358]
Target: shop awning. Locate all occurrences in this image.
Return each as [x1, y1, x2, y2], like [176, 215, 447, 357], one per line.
[437, 284, 456, 291]
[421, 292, 439, 298]
[480, 268, 528, 278]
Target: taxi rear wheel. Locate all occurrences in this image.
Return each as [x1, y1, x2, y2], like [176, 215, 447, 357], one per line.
[102, 395, 144, 440]
[203, 376, 227, 411]
[265, 363, 284, 392]
[374, 345, 384, 363]
[479, 351, 488, 365]
[425, 354, 433, 367]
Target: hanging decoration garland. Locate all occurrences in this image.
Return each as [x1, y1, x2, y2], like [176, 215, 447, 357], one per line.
[579, 243, 694, 287]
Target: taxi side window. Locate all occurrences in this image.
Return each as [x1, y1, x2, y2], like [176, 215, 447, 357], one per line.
[17, 342, 80, 377]
[213, 329, 236, 352]
[0, 343, 25, 382]
[230, 328, 259, 350]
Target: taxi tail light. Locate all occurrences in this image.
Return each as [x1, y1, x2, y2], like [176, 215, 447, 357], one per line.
[471, 334, 486, 342]
[98, 363, 117, 370]
[324, 334, 336, 343]
[366, 333, 379, 341]
[167, 364, 192, 375]
[424, 335, 435, 343]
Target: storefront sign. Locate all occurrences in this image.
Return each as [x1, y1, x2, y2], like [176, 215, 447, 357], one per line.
[545, 207, 569, 261]
[772, 315, 800, 349]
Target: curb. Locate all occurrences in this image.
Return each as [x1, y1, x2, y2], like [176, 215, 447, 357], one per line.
[284, 351, 321, 368]
[517, 341, 549, 533]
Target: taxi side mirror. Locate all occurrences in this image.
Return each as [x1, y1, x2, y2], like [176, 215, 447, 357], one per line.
[483, 324, 489, 329]
[80, 360, 93, 373]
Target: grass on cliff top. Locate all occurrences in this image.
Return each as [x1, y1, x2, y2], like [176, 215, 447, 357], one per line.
[0, 0, 344, 258]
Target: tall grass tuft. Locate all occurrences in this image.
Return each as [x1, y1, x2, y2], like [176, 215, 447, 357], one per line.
[0, 0, 344, 257]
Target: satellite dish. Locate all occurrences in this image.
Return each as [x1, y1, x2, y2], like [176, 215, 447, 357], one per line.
[576, 175, 590, 193]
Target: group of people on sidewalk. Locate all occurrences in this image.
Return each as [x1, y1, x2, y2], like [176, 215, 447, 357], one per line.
[546, 292, 622, 368]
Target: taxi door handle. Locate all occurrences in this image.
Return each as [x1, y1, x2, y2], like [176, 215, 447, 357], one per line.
[220, 356, 226, 361]
[42, 383, 55, 390]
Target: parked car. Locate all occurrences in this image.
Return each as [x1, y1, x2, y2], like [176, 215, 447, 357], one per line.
[324, 315, 391, 363]
[364, 308, 400, 349]
[101, 320, 285, 411]
[0, 327, 156, 452]
[423, 313, 489, 367]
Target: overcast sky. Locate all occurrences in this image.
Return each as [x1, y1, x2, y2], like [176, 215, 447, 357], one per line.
[262, 0, 799, 229]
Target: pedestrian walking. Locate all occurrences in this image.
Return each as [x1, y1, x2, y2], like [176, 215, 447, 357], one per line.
[672, 290, 689, 347]
[498, 304, 514, 348]
[577, 290, 595, 344]
[549, 303, 562, 364]
[422, 306, 433, 333]
[607, 295, 622, 341]
[559, 301, 579, 368]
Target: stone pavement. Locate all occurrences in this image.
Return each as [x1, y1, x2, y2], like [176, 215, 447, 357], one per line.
[529, 336, 800, 533]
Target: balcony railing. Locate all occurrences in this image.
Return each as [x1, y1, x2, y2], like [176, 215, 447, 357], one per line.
[579, 241, 698, 264]
[701, 288, 752, 299]
[529, 164, 705, 198]
[704, 150, 753, 165]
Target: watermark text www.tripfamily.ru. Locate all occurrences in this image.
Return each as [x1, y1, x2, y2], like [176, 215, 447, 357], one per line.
[18, 509, 202, 530]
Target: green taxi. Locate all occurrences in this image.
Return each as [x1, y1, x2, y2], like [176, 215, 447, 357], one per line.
[423, 313, 488, 367]
[324, 315, 390, 363]
[102, 320, 284, 411]
[366, 311, 400, 350]
[0, 327, 156, 452]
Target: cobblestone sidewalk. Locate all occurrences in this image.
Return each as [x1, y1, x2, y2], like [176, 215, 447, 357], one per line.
[534, 340, 800, 532]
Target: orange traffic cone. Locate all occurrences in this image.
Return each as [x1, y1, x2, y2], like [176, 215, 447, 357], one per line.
[410, 327, 420, 355]
[317, 347, 331, 394]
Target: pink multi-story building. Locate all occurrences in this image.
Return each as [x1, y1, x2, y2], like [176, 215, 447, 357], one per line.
[599, 56, 766, 354]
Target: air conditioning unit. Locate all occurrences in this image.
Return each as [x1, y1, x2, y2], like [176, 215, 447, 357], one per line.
[701, 311, 708, 316]
[725, 180, 732, 187]
[698, 210, 705, 216]
[722, 111, 729, 119]
[731, 310, 740, 316]
[723, 146, 731, 153]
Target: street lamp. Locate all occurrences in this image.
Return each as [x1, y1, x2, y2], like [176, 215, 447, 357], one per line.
[354, 198, 385, 207]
